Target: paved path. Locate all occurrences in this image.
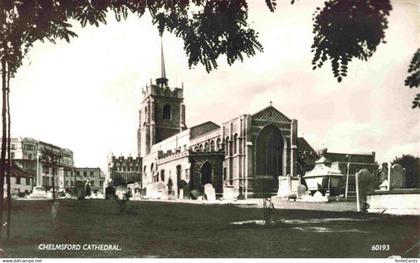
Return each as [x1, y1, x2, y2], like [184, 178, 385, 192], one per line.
[137, 197, 358, 212]
[271, 197, 357, 212]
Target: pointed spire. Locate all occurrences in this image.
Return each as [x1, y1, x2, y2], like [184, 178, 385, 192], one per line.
[161, 37, 166, 80]
[156, 34, 169, 87]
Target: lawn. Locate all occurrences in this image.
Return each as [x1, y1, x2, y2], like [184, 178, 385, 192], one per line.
[1, 199, 419, 258]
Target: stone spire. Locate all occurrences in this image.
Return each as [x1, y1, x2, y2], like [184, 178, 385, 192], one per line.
[161, 37, 166, 80]
[156, 36, 168, 87]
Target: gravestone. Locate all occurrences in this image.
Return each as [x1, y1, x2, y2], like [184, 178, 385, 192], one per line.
[204, 183, 216, 202]
[133, 189, 141, 200]
[313, 191, 323, 199]
[223, 186, 236, 202]
[183, 185, 190, 199]
[190, 189, 200, 200]
[156, 182, 166, 192]
[357, 169, 377, 202]
[159, 188, 169, 200]
[389, 164, 405, 190]
[297, 184, 307, 199]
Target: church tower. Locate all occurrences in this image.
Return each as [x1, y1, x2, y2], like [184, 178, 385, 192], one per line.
[137, 39, 187, 157]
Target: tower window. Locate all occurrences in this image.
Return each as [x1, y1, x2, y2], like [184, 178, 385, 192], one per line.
[163, 104, 172, 120]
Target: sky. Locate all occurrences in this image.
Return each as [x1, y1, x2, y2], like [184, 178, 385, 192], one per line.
[10, 0, 419, 173]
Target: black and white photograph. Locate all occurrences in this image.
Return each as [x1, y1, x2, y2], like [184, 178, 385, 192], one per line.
[0, 0, 418, 261]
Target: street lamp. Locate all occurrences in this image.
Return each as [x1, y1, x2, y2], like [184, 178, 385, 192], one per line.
[345, 154, 351, 199]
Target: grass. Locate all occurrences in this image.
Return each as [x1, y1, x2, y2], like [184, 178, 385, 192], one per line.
[0, 199, 419, 258]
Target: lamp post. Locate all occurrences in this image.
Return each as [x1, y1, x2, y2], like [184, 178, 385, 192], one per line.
[355, 171, 360, 212]
[36, 150, 41, 187]
[345, 154, 351, 199]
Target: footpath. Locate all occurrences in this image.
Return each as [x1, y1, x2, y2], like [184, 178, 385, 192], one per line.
[138, 196, 358, 212]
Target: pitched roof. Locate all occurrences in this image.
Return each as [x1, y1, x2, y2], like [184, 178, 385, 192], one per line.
[297, 137, 317, 155]
[190, 121, 220, 139]
[10, 164, 33, 178]
[252, 106, 291, 123]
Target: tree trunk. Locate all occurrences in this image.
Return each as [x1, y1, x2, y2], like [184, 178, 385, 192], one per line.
[52, 163, 56, 202]
[6, 68, 11, 239]
[0, 57, 7, 238]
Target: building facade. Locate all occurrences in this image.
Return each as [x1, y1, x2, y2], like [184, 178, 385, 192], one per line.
[108, 155, 142, 187]
[73, 167, 106, 192]
[7, 163, 34, 196]
[6, 137, 75, 192]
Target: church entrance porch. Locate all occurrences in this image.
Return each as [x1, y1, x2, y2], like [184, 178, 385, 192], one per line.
[189, 152, 224, 198]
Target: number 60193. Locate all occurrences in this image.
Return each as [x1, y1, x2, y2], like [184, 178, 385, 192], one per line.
[371, 244, 390, 251]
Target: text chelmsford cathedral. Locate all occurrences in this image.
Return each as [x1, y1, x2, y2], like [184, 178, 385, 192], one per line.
[135, 67, 300, 199]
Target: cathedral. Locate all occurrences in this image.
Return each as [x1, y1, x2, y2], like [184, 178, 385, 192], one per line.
[136, 44, 302, 199]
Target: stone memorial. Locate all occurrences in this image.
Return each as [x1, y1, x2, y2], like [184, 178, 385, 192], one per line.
[313, 191, 323, 200]
[29, 186, 48, 199]
[297, 184, 307, 199]
[183, 185, 190, 199]
[161, 191, 169, 200]
[389, 164, 405, 190]
[204, 183, 216, 202]
[223, 186, 236, 202]
[190, 189, 200, 200]
[356, 169, 376, 202]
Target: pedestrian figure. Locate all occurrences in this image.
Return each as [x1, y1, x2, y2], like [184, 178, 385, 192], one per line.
[117, 190, 131, 214]
[262, 197, 275, 225]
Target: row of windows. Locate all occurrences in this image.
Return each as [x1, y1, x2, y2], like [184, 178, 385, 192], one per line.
[64, 180, 103, 187]
[192, 138, 223, 152]
[23, 144, 35, 151]
[75, 171, 97, 177]
[191, 135, 241, 156]
[117, 166, 139, 172]
[15, 177, 31, 185]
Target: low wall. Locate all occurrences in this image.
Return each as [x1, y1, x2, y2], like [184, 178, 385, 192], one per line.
[366, 189, 420, 215]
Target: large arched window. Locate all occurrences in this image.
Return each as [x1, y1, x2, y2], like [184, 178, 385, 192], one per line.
[256, 124, 284, 177]
[163, 104, 172, 119]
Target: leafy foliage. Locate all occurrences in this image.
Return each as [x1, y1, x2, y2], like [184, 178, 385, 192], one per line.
[153, 0, 263, 72]
[0, 0, 263, 76]
[392, 154, 420, 188]
[311, 0, 392, 82]
[404, 49, 419, 108]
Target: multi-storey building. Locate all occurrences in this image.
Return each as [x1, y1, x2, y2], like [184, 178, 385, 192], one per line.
[107, 155, 142, 187]
[6, 137, 75, 191]
[72, 167, 106, 192]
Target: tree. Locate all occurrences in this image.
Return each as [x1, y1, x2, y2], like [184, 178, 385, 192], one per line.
[310, 0, 392, 82]
[392, 154, 420, 188]
[404, 49, 420, 108]
[40, 147, 62, 202]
